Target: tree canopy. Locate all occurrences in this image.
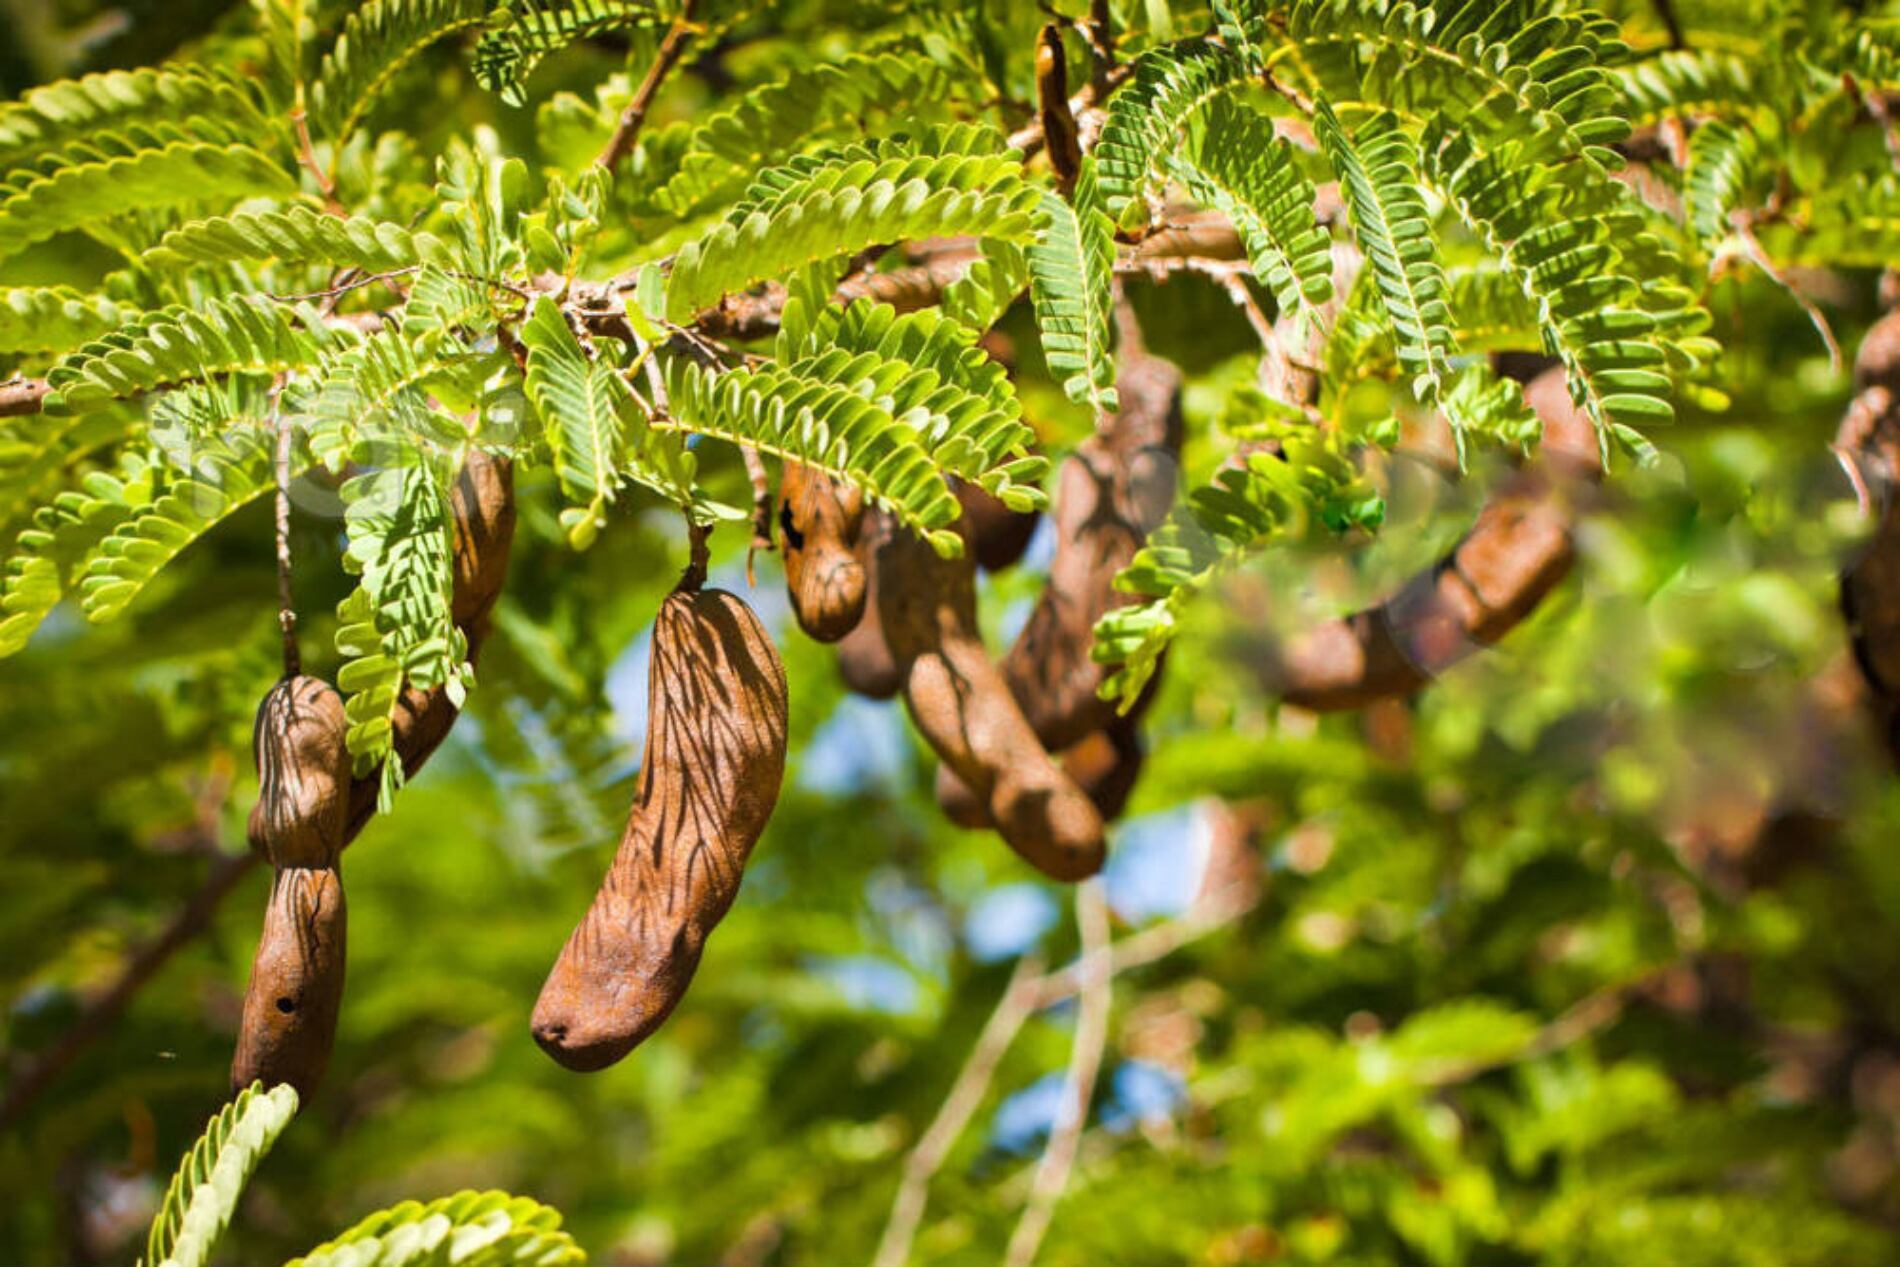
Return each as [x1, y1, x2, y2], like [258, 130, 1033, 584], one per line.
[6, 0, 1900, 1264]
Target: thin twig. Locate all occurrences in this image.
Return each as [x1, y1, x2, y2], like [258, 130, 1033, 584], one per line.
[1032, 877, 1258, 1009]
[873, 955, 1047, 1267]
[1005, 881, 1112, 1267]
[597, 3, 699, 172]
[0, 849, 259, 1132]
[292, 109, 346, 217]
[742, 445, 773, 584]
[268, 266, 419, 304]
[270, 386, 300, 678]
[1651, 0, 1686, 50]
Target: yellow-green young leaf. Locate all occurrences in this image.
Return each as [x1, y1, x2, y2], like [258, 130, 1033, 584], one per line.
[310, 0, 497, 145]
[519, 296, 690, 546]
[662, 358, 964, 556]
[0, 287, 134, 355]
[0, 143, 295, 265]
[474, 0, 662, 107]
[80, 430, 284, 624]
[284, 1190, 585, 1267]
[664, 150, 1040, 323]
[0, 64, 272, 173]
[142, 1082, 299, 1267]
[1026, 166, 1119, 415]
[146, 206, 452, 273]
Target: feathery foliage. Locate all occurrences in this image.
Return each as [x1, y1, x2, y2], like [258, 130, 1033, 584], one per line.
[310, 0, 497, 146]
[141, 1082, 299, 1267]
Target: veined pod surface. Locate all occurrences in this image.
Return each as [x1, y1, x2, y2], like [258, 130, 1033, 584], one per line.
[533, 586, 789, 1071]
[780, 462, 867, 642]
[1000, 349, 1183, 751]
[876, 516, 1106, 881]
[234, 674, 351, 1097]
[836, 506, 903, 699]
[232, 866, 346, 1098]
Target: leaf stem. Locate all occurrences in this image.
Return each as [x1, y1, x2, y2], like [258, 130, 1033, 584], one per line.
[597, 2, 699, 172]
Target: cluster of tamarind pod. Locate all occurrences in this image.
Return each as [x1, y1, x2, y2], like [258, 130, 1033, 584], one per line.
[229, 328, 1187, 1092]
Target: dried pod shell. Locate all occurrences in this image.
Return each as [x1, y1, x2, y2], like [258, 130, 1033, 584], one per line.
[955, 477, 1040, 573]
[877, 517, 1105, 881]
[836, 507, 904, 699]
[247, 675, 352, 868]
[937, 713, 1145, 828]
[780, 463, 867, 642]
[533, 587, 789, 1070]
[998, 351, 1183, 751]
[232, 866, 346, 1098]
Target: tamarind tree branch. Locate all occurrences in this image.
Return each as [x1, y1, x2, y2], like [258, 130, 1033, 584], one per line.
[597, 0, 698, 172]
[1248, 368, 1601, 711]
[873, 954, 1047, 1267]
[269, 388, 300, 678]
[0, 376, 51, 417]
[1004, 879, 1112, 1267]
[0, 848, 260, 1132]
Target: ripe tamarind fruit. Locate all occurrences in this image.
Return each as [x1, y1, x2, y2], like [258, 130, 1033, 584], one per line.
[936, 711, 1145, 828]
[533, 585, 789, 1070]
[954, 477, 1040, 573]
[835, 506, 904, 699]
[876, 514, 1106, 881]
[779, 462, 867, 642]
[932, 350, 1182, 822]
[233, 675, 351, 1098]
[998, 349, 1184, 751]
[343, 451, 516, 840]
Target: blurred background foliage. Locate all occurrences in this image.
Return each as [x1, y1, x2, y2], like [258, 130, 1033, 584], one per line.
[7, 0, 1900, 1265]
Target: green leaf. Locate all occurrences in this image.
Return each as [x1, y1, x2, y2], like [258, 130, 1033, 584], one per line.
[774, 298, 1046, 509]
[474, 0, 663, 108]
[146, 205, 452, 273]
[44, 296, 319, 412]
[0, 65, 273, 174]
[0, 287, 135, 355]
[1026, 165, 1119, 415]
[1092, 36, 1249, 228]
[310, 0, 497, 145]
[143, 1082, 299, 1267]
[0, 143, 295, 265]
[1176, 96, 1334, 335]
[520, 296, 691, 545]
[79, 429, 284, 623]
[664, 148, 1040, 323]
[663, 358, 964, 554]
[1313, 102, 1456, 407]
[335, 449, 466, 807]
[284, 1190, 585, 1267]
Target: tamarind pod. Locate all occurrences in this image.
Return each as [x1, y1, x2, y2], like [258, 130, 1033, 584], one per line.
[876, 516, 1106, 881]
[779, 462, 867, 642]
[836, 506, 904, 699]
[954, 477, 1040, 573]
[1251, 367, 1600, 711]
[936, 711, 1146, 828]
[1856, 309, 1900, 394]
[246, 674, 353, 868]
[533, 587, 789, 1070]
[231, 866, 346, 1098]
[234, 674, 352, 1096]
[998, 350, 1185, 751]
[343, 453, 516, 841]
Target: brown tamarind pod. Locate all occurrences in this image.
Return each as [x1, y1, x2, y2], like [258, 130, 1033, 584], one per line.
[231, 867, 346, 1098]
[533, 586, 789, 1070]
[1857, 309, 1900, 395]
[877, 515, 1106, 881]
[779, 462, 867, 642]
[936, 711, 1146, 828]
[954, 477, 1040, 572]
[343, 452, 515, 841]
[998, 350, 1184, 752]
[836, 506, 904, 699]
[233, 675, 351, 1097]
